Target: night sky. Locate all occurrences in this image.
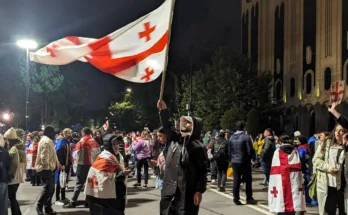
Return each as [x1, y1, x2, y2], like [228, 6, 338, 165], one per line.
[0, 0, 241, 110]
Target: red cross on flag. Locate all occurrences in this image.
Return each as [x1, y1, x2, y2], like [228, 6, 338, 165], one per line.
[268, 148, 306, 213]
[330, 80, 345, 104]
[102, 120, 109, 131]
[30, 0, 175, 83]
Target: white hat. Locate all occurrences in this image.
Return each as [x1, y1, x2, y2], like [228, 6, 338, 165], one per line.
[294, 131, 301, 137]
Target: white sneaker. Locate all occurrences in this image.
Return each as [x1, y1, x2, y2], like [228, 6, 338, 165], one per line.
[55, 201, 65, 206]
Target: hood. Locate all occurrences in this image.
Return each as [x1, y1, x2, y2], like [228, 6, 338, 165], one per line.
[103, 134, 118, 156]
[180, 116, 203, 140]
[280, 143, 295, 154]
[0, 134, 5, 148]
[231, 130, 245, 139]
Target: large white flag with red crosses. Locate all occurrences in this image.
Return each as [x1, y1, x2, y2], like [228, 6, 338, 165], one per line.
[30, 0, 174, 83]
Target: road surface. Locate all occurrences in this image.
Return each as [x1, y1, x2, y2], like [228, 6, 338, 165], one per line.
[14, 169, 319, 215]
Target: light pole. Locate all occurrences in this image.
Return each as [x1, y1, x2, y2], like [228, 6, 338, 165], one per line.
[17, 39, 37, 132]
[126, 88, 132, 93]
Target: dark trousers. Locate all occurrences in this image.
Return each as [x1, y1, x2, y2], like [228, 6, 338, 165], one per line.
[87, 196, 125, 215]
[217, 161, 229, 187]
[37, 170, 55, 209]
[8, 184, 21, 215]
[137, 158, 149, 185]
[232, 163, 252, 202]
[30, 169, 41, 185]
[325, 186, 345, 215]
[56, 166, 70, 201]
[210, 160, 217, 180]
[72, 165, 90, 202]
[160, 188, 199, 215]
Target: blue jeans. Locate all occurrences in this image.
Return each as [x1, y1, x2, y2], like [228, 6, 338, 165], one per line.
[261, 161, 271, 184]
[0, 183, 8, 215]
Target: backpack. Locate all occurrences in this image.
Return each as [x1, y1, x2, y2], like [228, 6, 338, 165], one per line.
[213, 141, 228, 162]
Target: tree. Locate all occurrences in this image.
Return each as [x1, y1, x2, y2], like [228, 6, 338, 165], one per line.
[179, 46, 273, 131]
[220, 106, 247, 130]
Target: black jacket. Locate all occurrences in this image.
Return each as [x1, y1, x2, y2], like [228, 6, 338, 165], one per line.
[260, 136, 276, 164]
[159, 109, 207, 197]
[211, 138, 229, 163]
[229, 131, 254, 164]
[0, 147, 10, 183]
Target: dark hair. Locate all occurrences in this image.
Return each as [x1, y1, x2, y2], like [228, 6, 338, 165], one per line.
[156, 127, 165, 135]
[82, 127, 92, 135]
[296, 135, 307, 145]
[279, 135, 290, 144]
[235, 121, 246, 131]
[265, 128, 274, 135]
[43, 126, 55, 140]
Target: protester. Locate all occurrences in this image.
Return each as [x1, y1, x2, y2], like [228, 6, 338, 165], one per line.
[0, 134, 10, 215]
[5, 127, 26, 215]
[260, 128, 276, 188]
[55, 128, 72, 205]
[132, 130, 152, 188]
[313, 124, 347, 215]
[150, 127, 168, 190]
[229, 121, 256, 205]
[64, 127, 101, 208]
[85, 134, 131, 215]
[25, 134, 33, 181]
[268, 135, 306, 214]
[35, 126, 61, 215]
[210, 132, 229, 192]
[28, 131, 41, 186]
[157, 100, 207, 215]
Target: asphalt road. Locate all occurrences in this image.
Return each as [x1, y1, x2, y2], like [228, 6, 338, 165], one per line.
[14, 169, 319, 215]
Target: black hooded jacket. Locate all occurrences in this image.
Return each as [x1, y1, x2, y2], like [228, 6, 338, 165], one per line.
[159, 109, 207, 197]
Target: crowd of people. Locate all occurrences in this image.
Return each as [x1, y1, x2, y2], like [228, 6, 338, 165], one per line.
[2, 100, 348, 215]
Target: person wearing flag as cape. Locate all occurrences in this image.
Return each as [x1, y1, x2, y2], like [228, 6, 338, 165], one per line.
[268, 135, 306, 215]
[85, 134, 131, 215]
[157, 100, 207, 215]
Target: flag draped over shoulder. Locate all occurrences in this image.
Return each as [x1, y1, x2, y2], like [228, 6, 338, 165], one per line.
[30, 0, 174, 83]
[268, 148, 306, 213]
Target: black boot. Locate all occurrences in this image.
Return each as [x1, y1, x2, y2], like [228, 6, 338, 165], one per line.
[45, 207, 57, 215]
[36, 204, 44, 215]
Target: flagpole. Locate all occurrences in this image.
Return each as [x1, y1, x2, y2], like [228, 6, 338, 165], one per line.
[159, 0, 176, 101]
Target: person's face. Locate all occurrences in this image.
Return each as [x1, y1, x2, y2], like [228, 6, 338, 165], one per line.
[295, 138, 301, 146]
[208, 133, 211, 137]
[264, 130, 270, 137]
[26, 136, 31, 141]
[112, 141, 120, 153]
[319, 133, 326, 141]
[181, 119, 193, 132]
[335, 125, 345, 143]
[64, 131, 72, 138]
[96, 132, 101, 137]
[157, 132, 167, 145]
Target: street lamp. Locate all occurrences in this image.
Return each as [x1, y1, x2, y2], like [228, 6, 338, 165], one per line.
[3, 113, 10, 121]
[126, 88, 132, 93]
[17, 39, 37, 132]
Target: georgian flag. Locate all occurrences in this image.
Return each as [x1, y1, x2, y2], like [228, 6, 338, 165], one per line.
[102, 120, 109, 131]
[268, 148, 306, 213]
[30, 0, 174, 83]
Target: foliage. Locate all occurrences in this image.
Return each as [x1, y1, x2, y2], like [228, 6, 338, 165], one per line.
[220, 106, 247, 130]
[179, 46, 273, 131]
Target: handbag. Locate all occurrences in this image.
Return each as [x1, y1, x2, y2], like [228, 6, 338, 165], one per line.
[10, 148, 26, 184]
[59, 144, 70, 187]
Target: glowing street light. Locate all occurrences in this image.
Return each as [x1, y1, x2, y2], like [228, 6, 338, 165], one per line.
[3, 113, 10, 121]
[126, 88, 132, 93]
[17, 39, 38, 49]
[17, 39, 37, 131]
